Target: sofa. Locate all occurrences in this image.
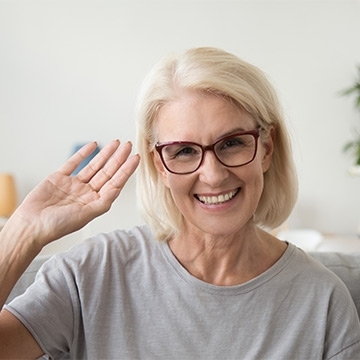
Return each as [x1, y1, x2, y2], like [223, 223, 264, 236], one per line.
[6, 252, 360, 319]
[309, 251, 360, 318]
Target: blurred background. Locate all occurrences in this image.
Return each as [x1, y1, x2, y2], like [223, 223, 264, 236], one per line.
[1, 0, 360, 238]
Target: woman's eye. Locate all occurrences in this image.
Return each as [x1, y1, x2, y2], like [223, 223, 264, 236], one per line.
[175, 146, 198, 157]
[163, 144, 200, 160]
[223, 138, 244, 148]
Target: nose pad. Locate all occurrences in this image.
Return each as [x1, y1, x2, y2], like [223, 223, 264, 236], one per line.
[198, 150, 228, 186]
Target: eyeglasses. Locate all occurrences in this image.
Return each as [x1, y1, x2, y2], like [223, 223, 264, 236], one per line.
[155, 129, 260, 175]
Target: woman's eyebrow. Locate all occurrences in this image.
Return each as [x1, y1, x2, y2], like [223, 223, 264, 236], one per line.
[159, 127, 254, 144]
[216, 127, 252, 140]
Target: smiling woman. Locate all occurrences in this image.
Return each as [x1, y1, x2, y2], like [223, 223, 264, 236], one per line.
[1, 47, 359, 359]
[137, 47, 298, 241]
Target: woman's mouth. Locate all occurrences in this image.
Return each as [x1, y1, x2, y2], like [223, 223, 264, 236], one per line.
[195, 188, 240, 205]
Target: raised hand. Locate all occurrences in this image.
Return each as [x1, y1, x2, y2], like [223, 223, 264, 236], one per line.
[13, 140, 140, 248]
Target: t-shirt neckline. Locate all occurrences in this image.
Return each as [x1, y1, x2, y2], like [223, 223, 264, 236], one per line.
[159, 240, 296, 295]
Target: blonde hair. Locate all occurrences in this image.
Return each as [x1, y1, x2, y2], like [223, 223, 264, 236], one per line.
[136, 47, 298, 240]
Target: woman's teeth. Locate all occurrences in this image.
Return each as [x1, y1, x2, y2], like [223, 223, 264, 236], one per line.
[197, 189, 239, 205]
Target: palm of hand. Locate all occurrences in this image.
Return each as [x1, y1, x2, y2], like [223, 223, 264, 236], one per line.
[15, 140, 139, 246]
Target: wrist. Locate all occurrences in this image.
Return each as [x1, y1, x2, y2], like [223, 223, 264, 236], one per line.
[0, 215, 43, 306]
[0, 214, 43, 257]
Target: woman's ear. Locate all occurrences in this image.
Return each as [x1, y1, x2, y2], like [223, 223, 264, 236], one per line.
[261, 127, 275, 173]
[152, 151, 170, 187]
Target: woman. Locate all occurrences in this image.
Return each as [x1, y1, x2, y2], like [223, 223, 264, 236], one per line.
[1, 47, 359, 359]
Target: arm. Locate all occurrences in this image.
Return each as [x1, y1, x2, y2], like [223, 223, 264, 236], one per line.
[0, 139, 140, 358]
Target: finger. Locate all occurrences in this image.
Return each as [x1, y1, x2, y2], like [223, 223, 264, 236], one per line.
[98, 154, 140, 205]
[77, 140, 121, 183]
[88, 141, 133, 192]
[59, 142, 99, 176]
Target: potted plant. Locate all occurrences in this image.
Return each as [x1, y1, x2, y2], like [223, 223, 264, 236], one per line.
[341, 65, 360, 176]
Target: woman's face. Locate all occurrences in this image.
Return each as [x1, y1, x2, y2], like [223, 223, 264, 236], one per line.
[153, 90, 273, 238]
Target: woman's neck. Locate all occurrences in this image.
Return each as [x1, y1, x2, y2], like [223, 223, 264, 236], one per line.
[167, 226, 287, 286]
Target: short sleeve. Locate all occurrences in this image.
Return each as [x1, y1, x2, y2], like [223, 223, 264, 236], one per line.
[5, 255, 81, 358]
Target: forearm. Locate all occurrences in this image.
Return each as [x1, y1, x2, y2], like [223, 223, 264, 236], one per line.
[0, 215, 43, 307]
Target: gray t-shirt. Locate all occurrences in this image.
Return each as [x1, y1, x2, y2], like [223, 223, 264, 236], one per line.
[6, 225, 360, 359]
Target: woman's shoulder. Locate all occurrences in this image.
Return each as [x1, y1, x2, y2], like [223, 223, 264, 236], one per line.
[279, 244, 350, 289]
[284, 245, 360, 313]
[51, 224, 157, 269]
[79, 224, 154, 248]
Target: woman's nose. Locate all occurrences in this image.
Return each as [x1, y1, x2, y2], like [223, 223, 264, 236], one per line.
[197, 150, 229, 186]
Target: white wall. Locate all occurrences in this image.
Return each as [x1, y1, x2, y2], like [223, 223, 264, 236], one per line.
[1, 0, 360, 237]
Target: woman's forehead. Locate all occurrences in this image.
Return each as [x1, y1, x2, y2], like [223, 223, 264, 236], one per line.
[154, 92, 256, 142]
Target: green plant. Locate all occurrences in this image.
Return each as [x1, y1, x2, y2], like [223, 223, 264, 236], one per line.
[342, 65, 360, 166]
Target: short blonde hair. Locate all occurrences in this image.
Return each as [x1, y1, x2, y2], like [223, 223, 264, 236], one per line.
[136, 47, 298, 241]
